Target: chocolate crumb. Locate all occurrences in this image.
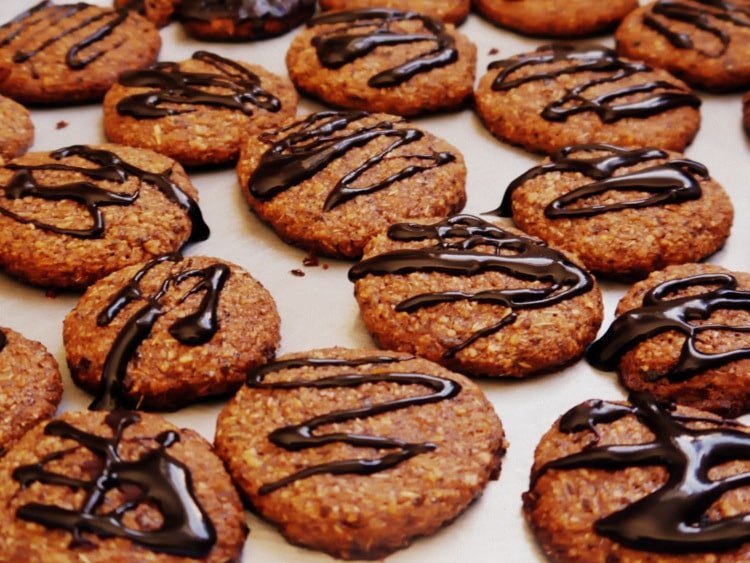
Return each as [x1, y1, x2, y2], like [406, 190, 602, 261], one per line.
[291, 269, 305, 277]
[303, 253, 319, 267]
[45, 289, 58, 299]
[55, 121, 69, 130]
[488, 48, 499, 56]
[322, 264, 329, 270]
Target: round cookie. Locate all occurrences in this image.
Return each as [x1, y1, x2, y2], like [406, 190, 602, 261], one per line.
[103, 50, 299, 166]
[0, 410, 246, 561]
[587, 263, 750, 417]
[493, 144, 734, 279]
[237, 110, 467, 258]
[525, 393, 750, 562]
[0, 94, 33, 164]
[348, 214, 604, 378]
[286, 9, 477, 116]
[474, 0, 638, 37]
[318, 0, 471, 24]
[64, 254, 280, 411]
[475, 44, 702, 155]
[0, 2, 161, 104]
[616, 1, 750, 92]
[215, 347, 507, 560]
[114, 0, 178, 28]
[0, 144, 208, 288]
[0, 326, 62, 457]
[178, 0, 316, 41]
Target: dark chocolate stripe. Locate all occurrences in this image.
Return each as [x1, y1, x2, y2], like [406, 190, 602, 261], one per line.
[531, 392, 750, 552]
[246, 355, 460, 495]
[12, 410, 216, 556]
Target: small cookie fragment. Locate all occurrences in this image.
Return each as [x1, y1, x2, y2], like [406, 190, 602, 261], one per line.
[587, 263, 750, 417]
[0, 2, 161, 104]
[103, 50, 298, 166]
[318, 0, 471, 24]
[237, 110, 467, 258]
[0, 95, 33, 164]
[349, 215, 603, 378]
[616, 0, 750, 92]
[493, 144, 733, 278]
[743, 92, 750, 134]
[0, 326, 62, 457]
[64, 254, 280, 411]
[474, 0, 638, 37]
[286, 9, 477, 116]
[178, 0, 316, 40]
[0, 144, 208, 288]
[475, 44, 702, 154]
[525, 393, 750, 562]
[114, 0, 178, 28]
[0, 410, 246, 561]
[215, 347, 506, 560]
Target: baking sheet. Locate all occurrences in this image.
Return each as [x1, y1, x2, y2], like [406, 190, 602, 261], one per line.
[0, 1, 748, 561]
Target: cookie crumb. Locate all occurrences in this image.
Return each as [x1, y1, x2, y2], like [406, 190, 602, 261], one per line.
[322, 263, 329, 270]
[291, 269, 305, 277]
[45, 289, 57, 299]
[488, 48, 499, 55]
[55, 120, 68, 130]
[303, 253, 319, 267]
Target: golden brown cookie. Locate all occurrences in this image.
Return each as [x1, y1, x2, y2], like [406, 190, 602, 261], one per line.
[0, 144, 208, 288]
[114, 0, 178, 28]
[475, 0, 638, 37]
[103, 51, 298, 166]
[616, 1, 750, 92]
[587, 263, 750, 417]
[0, 326, 62, 457]
[215, 347, 506, 560]
[0, 2, 161, 104]
[493, 144, 734, 278]
[0, 94, 33, 164]
[178, 0, 316, 40]
[286, 9, 476, 116]
[475, 44, 702, 154]
[318, 0, 471, 24]
[237, 110, 467, 258]
[525, 393, 750, 562]
[0, 410, 247, 561]
[64, 254, 280, 411]
[349, 215, 604, 378]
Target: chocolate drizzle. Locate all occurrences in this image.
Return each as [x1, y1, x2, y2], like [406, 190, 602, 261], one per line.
[587, 273, 750, 381]
[0, 145, 208, 242]
[489, 45, 701, 123]
[493, 144, 707, 219]
[0, 1, 129, 69]
[644, 0, 750, 58]
[0, 330, 6, 352]
[91, 253, 230, 411]
[179, 0, 315, 27]
[116, 50, 281, 119]
[348, 215, 594, 358]
[246, 355, 461, 495]
[309, 9, 458, 88]
[12, 410, 216, 556]
[531, 392, 750, 553]
[249, 111, 455, 211]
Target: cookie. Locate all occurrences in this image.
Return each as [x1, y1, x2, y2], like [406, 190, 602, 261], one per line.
[0, 144, 208, 288]
[525, 392, 750, 562]
[0, 94, 33, 164]
[103, 50, 299, 166]
[318, 0, 471, 24]
[286, 9, 477, 116]
[0, 410, 246, 561]
[587, 263, 750, 417]
[475, 44, 702, 155]
[0, 326, 62, 458]
[474, 0, 638, 37]
[237, 110, 467, 258]
[215, 347, 506, 560]
[348, 215, 603, 378]
[64, 253, 280, 411]
[178, 0, 316, 41]
[114, 0, 178, 28]
[492, 144, 734, 279]
[0, 2, 161, 104]
[616, 1, 750, 92]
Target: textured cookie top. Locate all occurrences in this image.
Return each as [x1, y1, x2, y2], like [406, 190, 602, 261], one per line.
[0, 144, 207, 288]
[526, 392, 750, 561]
[64, 254, 280, 411]
[0, 410, 246, 561]
[587, 263, 750, 416]
[215, 347, 506, 559]
[494, 144, 734, 277]
[0, 94, 33, 164]
[0, 1, 160, 103]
